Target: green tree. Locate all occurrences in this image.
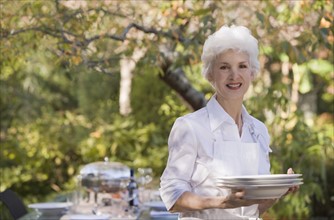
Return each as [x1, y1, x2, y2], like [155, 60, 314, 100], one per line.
[1, 0, 333, 219]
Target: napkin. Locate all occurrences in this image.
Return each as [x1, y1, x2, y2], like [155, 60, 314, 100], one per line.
[150, 210, 178, 220]
[65, 214, 110, 220]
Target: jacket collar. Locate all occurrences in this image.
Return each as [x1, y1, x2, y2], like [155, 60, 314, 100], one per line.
[206, 94, 254, 132]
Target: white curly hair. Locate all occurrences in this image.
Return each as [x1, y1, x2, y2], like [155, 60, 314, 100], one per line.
[201, 25, 260, 81]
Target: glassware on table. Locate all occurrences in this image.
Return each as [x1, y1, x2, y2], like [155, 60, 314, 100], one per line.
[137, 168, 154, 204]
[67, 176, 93, 215]
[137, 168, 153, 187]
[78, 158, 131, 215]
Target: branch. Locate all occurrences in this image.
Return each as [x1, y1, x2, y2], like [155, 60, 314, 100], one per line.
[86, 57, 120, 68]
[2, 22, 186, 50]
[160, 67, 206, 111]
[62, 8, 127, 25]
[1, 26, 77, 44]
[1, 27, 58, 39]
[85, 23, 186, 44]
[91, 66, 117, 77]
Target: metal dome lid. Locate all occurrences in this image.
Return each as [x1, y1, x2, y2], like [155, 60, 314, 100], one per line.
[80, 157, 130, 179]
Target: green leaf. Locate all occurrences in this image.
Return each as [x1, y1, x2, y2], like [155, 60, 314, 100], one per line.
[307, 59, 333, 78]
[193, 8, 211, 16]
[260, 45, 273, 55]
[299, 69, 313, 94]
[280, 53, 289, 62]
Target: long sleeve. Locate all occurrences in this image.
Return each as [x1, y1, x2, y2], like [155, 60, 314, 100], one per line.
[159, 117, 198, 210]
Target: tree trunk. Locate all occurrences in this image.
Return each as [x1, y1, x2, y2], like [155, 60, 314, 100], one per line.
[119, 48, 146, 115]
[160, 67, 207, 111]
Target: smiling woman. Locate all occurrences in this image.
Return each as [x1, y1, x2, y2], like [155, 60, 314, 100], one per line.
[159, 25, 299, 220]
[210, 50, 254, 107]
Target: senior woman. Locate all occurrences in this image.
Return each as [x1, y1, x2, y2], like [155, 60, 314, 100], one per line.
[159, 25, 298, 219]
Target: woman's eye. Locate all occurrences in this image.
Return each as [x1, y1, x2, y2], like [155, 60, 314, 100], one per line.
[220, 65, 229, 70]
[240, 64, 248, 68]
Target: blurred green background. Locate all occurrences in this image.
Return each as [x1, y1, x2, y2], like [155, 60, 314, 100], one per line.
[0, 0, 333, 219]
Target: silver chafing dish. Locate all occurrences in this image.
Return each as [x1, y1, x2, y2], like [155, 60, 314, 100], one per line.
[79, 158, 130, 194]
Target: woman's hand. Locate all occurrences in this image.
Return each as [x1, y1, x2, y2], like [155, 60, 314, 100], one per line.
[284, 168, 300, 195]
[258, 168, 301, 215]
[216, 189, 272, 209]
[170, 190, 271, 212]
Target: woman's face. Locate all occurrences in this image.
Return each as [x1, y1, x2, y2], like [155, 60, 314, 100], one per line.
[209, 49, 254, 102]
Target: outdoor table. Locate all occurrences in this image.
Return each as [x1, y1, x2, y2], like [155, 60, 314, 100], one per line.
[19, 188, 178, 220]
[18, 210, 138, 220]
[19, 198, 178, 220]
[18, 208, 178, 220]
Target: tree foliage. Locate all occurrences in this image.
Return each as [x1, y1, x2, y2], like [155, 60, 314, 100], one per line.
[1, 0, 333, 218]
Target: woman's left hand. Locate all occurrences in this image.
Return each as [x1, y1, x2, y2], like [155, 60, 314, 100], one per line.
[258, 168, 300, 214]
[284, 168, 300, 195]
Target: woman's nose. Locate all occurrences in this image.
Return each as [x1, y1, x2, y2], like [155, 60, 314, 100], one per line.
[229, 68, 239, 79]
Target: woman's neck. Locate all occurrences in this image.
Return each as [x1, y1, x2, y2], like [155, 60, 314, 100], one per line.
[216, 95, 243, 125]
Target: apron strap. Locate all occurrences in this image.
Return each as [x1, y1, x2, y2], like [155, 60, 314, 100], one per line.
[248, 124, 272, 153]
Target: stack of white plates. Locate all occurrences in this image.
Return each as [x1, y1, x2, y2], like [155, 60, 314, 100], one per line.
[144, 201, 167, 211]
[216, 174, 303, 199]
[28, 202, 72, 216]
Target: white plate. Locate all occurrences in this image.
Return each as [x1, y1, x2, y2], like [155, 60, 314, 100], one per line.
[144, 201, 167, 211]
[216, 174, 302, 181]
[217, 182, 303, 188]
[217, 181, 303, 200]
[67, 214, 110, 220]
[28, 202, 72, 216]
[243, 186, 289, 199]
[216, 178, 303, 185]
[28, 202, 72, 209]
[150, 210, 178, 220]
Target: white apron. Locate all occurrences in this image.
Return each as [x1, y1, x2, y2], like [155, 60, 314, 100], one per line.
[178, 126, 260, 220]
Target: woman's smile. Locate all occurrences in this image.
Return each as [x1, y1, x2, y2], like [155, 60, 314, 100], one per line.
[226, 82, 242, 89]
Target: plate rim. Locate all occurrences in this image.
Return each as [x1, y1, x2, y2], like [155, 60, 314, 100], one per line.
[216, 178, 303, 183]
[215, 179, 303, 185]
[217, 182, 303, 189]
[243, 195, 285, 199]
[67, 214, 111, 220]
[28, 202, 72, 209]
[216, 174, 302, 181]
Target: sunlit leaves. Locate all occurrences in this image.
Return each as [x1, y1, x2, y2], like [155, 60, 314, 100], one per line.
[292, 63, 312, 94]
[0, 0, 333, 218]
[307, 59, 333, 79]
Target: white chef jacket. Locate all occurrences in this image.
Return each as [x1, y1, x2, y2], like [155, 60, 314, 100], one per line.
[160, 95, 272, 219]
